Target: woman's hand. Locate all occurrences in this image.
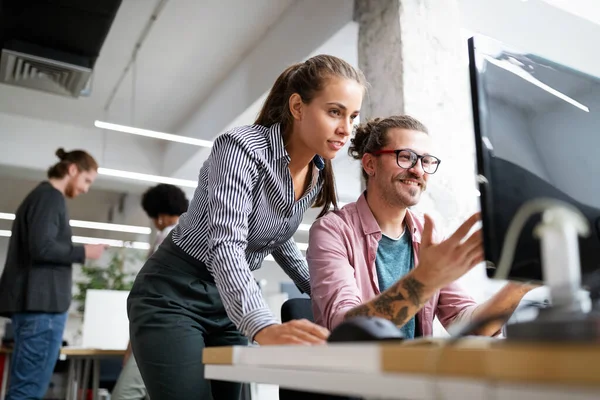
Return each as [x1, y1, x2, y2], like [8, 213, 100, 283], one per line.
[254, 319, 330, 345]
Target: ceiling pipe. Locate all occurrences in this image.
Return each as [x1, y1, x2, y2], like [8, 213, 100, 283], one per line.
[103, 0, 169, 112]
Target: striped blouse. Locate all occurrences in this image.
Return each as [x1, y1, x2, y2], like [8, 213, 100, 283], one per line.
[171, 123, 324, 339]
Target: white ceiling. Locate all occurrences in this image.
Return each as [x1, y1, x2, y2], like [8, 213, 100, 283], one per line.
[0, 0, 294, 133]
[540, 0, 600, 26]
[0, 0, 598, 199]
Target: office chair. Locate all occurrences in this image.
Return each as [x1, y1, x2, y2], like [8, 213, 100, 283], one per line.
[281, 298, 313, 322]
[278, 298, 360, 400]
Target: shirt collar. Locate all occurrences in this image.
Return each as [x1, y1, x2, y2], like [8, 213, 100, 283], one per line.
[266, 123, 325, 171]
[355, 191, 422, 243]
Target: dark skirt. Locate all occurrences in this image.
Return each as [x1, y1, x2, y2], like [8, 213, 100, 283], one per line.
[127, 236, 248, 400]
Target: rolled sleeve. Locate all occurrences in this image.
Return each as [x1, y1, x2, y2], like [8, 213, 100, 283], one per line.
[205, 134, 278, 339]
[272, 237, 311, 295]
[307, 216, 363, 330]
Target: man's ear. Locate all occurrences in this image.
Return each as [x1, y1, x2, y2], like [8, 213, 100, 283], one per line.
[362, 153, 376, 177]
[289, 93, 303, 121]
[67, 163, 78, 177]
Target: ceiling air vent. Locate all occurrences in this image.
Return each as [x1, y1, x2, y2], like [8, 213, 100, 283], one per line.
[0, 48, 92, 98]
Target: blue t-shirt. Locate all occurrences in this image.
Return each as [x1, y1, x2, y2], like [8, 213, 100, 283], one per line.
[375, 228, 415, 339]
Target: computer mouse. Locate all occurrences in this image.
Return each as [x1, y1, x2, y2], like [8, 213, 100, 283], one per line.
[327, 316, 405, 343]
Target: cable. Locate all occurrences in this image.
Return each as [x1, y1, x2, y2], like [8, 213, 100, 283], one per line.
[493, 198, 590, 281]
[427, 197, 591, 399]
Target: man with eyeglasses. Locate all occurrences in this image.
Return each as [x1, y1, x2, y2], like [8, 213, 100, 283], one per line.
[307, 115, 534, 339]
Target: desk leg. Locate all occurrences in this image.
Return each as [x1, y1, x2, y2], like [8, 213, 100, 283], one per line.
[66, 359, 75, 400]
[1, 355, 9, 400]
[81, 358, 91, 400]
[92, 359, 99, 400]
[75, 359, 83, 400]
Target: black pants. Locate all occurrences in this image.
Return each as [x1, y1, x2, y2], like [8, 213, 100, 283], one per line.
[127, 239, 248, 400]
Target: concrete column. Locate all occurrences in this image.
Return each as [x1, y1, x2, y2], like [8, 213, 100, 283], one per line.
[354, 0, 486, 310]
[354, 0, 479, 234]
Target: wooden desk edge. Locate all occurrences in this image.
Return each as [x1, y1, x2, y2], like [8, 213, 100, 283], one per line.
[60, 348, 126, 356]
[3, 346, 124, 356]
[203, 341, 600, 387]
[203, 347, 234, 365]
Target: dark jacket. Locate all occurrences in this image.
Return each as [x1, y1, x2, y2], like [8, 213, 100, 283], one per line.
[0, 181, 85, 316]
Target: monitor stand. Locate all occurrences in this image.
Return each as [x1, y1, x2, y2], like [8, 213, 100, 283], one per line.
[505, 204, 600, 342]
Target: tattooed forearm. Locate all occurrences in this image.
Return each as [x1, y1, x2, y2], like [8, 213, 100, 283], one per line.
[402, 276, 425, 307]
[395, 306, 408, 324]
[372, 290, 405, 316]
[345, 274, 427, 327]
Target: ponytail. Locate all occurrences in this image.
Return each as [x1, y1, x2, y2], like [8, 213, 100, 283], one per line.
[254, 63, 302, 133]
[255, 54, 367, 217]
[313, 159, 338, 218]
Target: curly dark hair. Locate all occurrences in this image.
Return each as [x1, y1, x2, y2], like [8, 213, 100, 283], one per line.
[141, 184, 189, 218]
[348, 115, 428, 182]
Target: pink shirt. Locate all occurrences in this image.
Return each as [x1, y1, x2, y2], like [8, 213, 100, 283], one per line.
[307, 193, 478, 336]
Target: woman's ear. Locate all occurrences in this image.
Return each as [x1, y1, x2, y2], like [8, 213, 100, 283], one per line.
[289, 93, 303, 121]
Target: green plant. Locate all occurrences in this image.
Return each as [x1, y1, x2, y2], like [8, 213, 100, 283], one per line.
[73, 246, 145, 313]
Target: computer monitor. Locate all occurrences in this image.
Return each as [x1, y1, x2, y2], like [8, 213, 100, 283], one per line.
[467, 35, 600, 286]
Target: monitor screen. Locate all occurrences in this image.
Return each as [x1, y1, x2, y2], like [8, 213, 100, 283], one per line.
[468, 35, 600, 284]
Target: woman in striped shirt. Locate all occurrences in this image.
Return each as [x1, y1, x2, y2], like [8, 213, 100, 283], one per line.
[127, 54, 366, 399]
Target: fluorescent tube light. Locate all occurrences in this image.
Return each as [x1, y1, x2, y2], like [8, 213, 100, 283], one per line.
[0, 213, 151, 235]
[484, 56, 589, 112]
[0, 229, 150, 250]
[72, 235, 150, 250]
[98, 168, 198, 188]
[0, 213, 15, 221]
[69, 220, 151, 235]
[95, 120, 213, 148]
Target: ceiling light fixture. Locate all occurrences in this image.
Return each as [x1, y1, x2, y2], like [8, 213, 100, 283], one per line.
[94, 120, 213, 148]
[0, 229, 150, 250]
[0, 212, 151, 234]
[0, 216, 310, 252]
[0, 213, 15, 221]
[69, 220, 151, 235]
[72, 235, 150, 250]
[98, 168, 198, 188]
